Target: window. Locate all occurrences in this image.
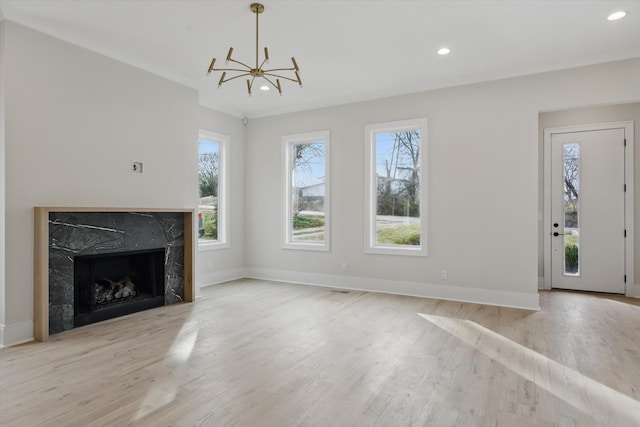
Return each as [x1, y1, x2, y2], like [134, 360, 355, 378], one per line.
[364, 118, 427, 256]
[198, 130, 229, 249]
[282, 130, 330, 250]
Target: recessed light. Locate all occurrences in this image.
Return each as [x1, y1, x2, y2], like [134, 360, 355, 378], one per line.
[607, 11, 627, 21]
[437, 47, 451, 55]
[260, 85, 270, 91]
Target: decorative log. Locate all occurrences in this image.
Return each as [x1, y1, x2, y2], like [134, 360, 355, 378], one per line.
[94, 277, 137, 304]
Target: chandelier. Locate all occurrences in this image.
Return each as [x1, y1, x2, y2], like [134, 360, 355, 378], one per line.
[207, 3, 302, 95]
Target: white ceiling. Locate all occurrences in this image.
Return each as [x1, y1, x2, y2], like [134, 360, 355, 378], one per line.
[1, 0, 639, 118]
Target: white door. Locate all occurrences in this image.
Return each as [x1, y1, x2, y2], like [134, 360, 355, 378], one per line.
[550, 128, 626, 293]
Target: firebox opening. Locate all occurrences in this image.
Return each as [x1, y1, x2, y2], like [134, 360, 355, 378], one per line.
[74, 248, 165, 327]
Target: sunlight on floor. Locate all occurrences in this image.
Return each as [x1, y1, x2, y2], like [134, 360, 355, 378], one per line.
[132, 379, 179, 422]
[132, 321, 199, 421]
[596, 295, 640, 310]
[168, 321, 199, 363]
[418, 313, 640, 425]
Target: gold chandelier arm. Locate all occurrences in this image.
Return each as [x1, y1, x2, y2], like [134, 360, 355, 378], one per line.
[263, 72, 296, 81]
[219, 72, 252, 84]
[247, 76, 258, 95]
[211, 66, 253, 73]
[262, 67, 296, 73]
[208, 58, 217, 74]
[226, 58, 253, 71]
[263, 58, 299, 74]
[261, 75, 282, 94]
[263, 72, 302, 85]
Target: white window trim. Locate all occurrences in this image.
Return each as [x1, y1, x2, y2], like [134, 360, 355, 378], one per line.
[282, 130, 331, 251]
[198, 129, 230, 251]
[364, 118, 428, 256]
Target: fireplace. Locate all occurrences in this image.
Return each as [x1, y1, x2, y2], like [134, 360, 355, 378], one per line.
[35, 209, 194, 339]
[74, 248, 165, 327]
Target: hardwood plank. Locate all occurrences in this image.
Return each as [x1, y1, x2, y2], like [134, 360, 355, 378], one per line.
[2, 280, 640, 426]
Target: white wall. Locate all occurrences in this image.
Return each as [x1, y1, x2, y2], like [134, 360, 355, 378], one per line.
[538, 103, 640, 286]
[0, 22, 241, 346]
[0, 20, 7, 342]
[244, 58, 640, 309]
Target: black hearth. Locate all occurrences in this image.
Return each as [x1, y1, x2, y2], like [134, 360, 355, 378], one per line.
[74, 248, 165, 327]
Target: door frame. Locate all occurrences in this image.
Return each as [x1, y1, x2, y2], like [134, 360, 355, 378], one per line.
[543, 121, 635, 296]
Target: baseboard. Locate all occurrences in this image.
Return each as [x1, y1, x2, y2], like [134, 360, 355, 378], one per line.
[1, 268, 537, 347]
[245, 268, 540, 311]
[0, 320, 34, 348]
[198, 267, 249, 292]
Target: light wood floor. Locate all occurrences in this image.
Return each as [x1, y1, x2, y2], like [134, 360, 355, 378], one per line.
[1, 279, 640, 426]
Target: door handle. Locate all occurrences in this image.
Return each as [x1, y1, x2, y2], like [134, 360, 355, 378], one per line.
[553, 232, 566, 237]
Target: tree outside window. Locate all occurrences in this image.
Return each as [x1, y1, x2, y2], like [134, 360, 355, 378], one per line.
[365, 119, 427, 256]
[198, 130, 228, 248]
[199, 139, 219, 241]
[282, 131, 330, 251]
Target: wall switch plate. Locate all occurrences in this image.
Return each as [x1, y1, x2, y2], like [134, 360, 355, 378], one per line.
[132, 161, 143, 173]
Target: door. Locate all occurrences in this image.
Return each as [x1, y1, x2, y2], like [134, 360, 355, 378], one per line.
[550, 128, 626, 293]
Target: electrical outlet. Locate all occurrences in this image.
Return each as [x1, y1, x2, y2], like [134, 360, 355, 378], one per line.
[441, 270, 448, 280]
[342, 262, 348, 272]
[132, 161, 143, 174]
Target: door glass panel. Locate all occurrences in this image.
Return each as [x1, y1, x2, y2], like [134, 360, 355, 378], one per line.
[563, 143, 580, 275]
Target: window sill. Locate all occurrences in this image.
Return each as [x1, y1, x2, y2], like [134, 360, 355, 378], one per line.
[282, 242, 330, 252]
[198, 241, 230, 252]
[365, 245, 427, 257]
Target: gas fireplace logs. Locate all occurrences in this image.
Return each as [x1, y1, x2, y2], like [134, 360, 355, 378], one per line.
[94, 277, 137, 305]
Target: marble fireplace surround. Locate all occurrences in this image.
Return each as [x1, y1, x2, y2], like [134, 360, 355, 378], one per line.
[34, 207, 195, 342]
